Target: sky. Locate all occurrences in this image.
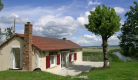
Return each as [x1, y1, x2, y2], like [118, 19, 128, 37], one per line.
[0, 0, 136, 46]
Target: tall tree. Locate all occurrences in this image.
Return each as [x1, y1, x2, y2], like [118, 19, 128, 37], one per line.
[118, 1, 138, 58]
[0, 0, 3, 11]
[85, 4, 121, 68]
[3, 27, 14, 40]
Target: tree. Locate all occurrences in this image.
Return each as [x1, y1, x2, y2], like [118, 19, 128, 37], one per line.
[0, 0, 4, 45]
[0, 0, 4, 11]
[118, 1, 138, 58]
[85, 4, 121, 68]
[3, 27, 14, 40]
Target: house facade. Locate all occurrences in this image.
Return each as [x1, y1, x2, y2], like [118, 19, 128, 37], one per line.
[0, 22, 82, 74]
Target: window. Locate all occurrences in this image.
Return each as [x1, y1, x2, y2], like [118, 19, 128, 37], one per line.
[50, 55, 55, 67]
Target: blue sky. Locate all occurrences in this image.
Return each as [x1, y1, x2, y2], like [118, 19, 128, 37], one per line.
[0, 0, 136, 46]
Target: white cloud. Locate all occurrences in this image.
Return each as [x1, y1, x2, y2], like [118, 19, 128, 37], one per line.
[114, 7, 125, 13]
[108, 35, 120, 45]
[74, 11, 90, 28]
[33, 15, 77, 38]
[57, 6, 65, 10]
[120, 20, 124, 28]
[77, 39, 89, 44]
[0, 6, 57, 21]
[0, 23, 9, 29]
[75, 34, 102, 46]
[18, 29, 24, 34]
[92, 7, 96, 11]
[83, 34, 102, 41]
[88, 0, 101, 6]
[0, 13, 30, 24]
[75, 34, 119, 46]
[84, 34, 96, 39]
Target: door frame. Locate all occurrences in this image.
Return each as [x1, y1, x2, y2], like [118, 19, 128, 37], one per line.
[60, 51, 69, 70]
[11, 45, 23, 69]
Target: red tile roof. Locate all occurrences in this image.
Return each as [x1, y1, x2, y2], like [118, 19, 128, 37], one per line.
[0, 33, 82, 51]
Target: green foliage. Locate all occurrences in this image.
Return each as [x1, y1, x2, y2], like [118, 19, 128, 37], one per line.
[3, 27, 14, 40]
[118, 1, 138, 58]
[0, 0, 3, 11]
[83, 52, 103, 61]
[83, 49, 122, 62]
[85, 4, 121, 37]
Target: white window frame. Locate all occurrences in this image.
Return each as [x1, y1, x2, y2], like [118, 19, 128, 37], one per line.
[71, 52, 74, 61]
[50, 55, 55, 67]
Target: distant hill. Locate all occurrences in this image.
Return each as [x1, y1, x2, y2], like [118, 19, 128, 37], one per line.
[82, 45, 119, 48]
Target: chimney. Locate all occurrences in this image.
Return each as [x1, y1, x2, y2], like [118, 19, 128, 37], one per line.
[22, 22, 33, 71]
[63, 38, 66, 41]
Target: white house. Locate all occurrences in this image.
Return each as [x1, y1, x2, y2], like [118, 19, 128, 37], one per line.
[0, 22, 82, 74]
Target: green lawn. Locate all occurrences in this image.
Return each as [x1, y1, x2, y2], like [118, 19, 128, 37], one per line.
[0, 62, 138, 80]
[78, 62, 138, 80]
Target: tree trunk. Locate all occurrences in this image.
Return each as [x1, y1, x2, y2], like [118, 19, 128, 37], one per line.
[102, 36, 109, 68]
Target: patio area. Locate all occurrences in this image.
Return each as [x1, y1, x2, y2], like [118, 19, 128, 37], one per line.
[56, 61, 109, 76]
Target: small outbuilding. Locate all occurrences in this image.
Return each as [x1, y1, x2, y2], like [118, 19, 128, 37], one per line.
[0, 22, 82, 74]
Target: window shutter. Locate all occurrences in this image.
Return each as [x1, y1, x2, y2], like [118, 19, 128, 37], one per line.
[74, 53, 77, 60]
[46, 56, 50, 69]
[57, 54, 60, 65]
[69, 53, 71, 62]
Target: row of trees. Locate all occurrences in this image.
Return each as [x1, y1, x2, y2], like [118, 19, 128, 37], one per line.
[85, 1, 138, 67]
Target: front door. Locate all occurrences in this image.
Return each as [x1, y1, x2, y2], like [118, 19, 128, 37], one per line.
[13, 48, 20, 69]
[61, 52, 66, 68]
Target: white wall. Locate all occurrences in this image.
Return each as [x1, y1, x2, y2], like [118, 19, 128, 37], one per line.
[69, 48, 82, 66]
[40, 50, 61, 74]
[0, 37, 23, 71]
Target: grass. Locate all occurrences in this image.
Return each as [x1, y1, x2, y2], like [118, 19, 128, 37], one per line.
[77, 62, 138, 80]
[0, 62, 138, 80]
[0, 70, 71, 80]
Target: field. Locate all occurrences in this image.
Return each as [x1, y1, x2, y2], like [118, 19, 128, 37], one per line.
[82, 46, 120, 52]
[83, 49, 121, 62]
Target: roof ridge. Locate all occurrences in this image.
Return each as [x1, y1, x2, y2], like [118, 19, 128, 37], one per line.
[16, 33, 70, 41]
[0, 33, 82, 51]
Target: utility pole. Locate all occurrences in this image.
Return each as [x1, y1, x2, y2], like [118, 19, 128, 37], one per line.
[0, 28, 1, 40]
[14, 18, 15, 34]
